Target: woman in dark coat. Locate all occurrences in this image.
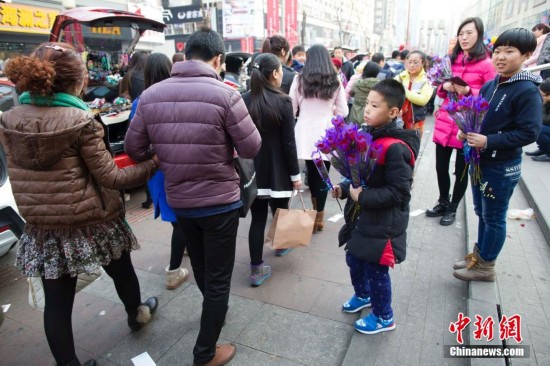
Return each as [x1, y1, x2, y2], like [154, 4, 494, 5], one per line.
[242, 53, 302, 286]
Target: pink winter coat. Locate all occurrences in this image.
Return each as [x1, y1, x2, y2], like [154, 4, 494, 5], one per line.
[433, 52, 496, 149]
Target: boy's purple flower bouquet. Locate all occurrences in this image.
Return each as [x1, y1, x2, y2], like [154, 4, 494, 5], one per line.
[445, 95, 490, 184]
[311, 116, 380, 212]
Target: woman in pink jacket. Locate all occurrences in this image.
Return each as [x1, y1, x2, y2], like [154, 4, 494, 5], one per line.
[427, 17, 496, 226]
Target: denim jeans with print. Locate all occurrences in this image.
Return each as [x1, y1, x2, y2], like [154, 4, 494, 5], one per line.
[472, 158, 521, 262]
[346, 251, 393, 320]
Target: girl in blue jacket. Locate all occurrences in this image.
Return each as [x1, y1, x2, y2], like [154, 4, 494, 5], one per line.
[453, 28, 543, 282]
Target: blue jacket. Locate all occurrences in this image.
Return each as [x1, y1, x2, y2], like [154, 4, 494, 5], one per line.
[479, 71, 543, 164]
[130, 98, 176, 222]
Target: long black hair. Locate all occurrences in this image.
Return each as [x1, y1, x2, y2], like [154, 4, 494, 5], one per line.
[362, 61, 380, 78]
[144, 53, 172, 89]
[248, 53, 291, 132]
[300, 44, 340, 100]
[451, 17, 490, 63]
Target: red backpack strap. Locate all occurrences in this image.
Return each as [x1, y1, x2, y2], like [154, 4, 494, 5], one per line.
[375, 137, 416, 166]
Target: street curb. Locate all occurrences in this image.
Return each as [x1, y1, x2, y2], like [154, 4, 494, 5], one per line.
[518, 175, 550, 245]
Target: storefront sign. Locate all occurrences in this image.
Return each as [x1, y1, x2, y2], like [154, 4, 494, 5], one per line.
[266, 0, 279, 37]
[163, 5, 203, 25]
[284, 0, 298, 47]
[0, 3, 59, 35]
[222, 0, 260, 39]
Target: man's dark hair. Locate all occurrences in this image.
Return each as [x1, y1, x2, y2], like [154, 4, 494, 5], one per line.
[362, 61, 381, 79]
[451, 17, 490, 63]
[370, 79, 406, 110]
[333, 46, 343, 52]
[391, 50, 400, 59]
[494, 28, 537, 55]
[399, 49, 410, 61]
[371, 52, 385, 64]
[292, 45, 305, 56]
[300, 44, 340, 100]
[540, 78, 550, 94]
[184, 28, 226, 63]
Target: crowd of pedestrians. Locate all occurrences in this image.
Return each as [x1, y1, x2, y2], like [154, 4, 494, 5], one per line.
[0, 14, 549, 365]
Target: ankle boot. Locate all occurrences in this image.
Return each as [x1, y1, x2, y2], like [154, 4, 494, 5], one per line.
[453, 253, 496, 282]
[128, 296, 159, 331]
[440, 203, 458, 226]
[453, 244, 480, 270]
[313, 211, 324, 233]
[250, 263, 271, 286]
[165, 265, 189, 290]
[426, 196, 450, 217]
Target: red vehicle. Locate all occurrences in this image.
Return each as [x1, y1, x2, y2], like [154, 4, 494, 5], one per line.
[49, 8, 165, 168]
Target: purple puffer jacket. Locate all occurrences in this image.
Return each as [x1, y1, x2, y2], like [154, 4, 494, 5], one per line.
[433, 53, 496, 149]
[125, 60, 261, 209]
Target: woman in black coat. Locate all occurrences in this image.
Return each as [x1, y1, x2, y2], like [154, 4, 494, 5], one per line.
[242, 53, 302, 286]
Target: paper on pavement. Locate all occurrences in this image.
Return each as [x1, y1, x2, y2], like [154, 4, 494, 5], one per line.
[131, 352, 156, 366]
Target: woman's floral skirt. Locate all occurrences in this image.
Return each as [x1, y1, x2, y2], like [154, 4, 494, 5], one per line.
[16, 216, 139, 279]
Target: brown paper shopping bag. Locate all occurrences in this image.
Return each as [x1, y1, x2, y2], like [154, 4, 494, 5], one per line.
[265, 190, 317, 249]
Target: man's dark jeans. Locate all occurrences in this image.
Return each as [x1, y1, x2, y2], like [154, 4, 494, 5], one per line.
[176, 209, 239, 365]
[472, 158, 521, 262]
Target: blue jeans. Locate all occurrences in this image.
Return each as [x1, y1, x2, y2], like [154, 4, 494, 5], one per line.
[346, 251, 393, 319]
[536, 124, 550, 156]
[472, 158, 521, 262]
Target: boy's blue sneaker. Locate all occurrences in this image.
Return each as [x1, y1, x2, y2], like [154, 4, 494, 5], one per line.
[342, 294, 372, 313]
[275, 248, 293, 257]
[355, 312, 396, 334]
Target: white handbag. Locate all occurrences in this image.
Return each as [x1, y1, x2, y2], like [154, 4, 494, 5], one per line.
[28, 277, 45, 311]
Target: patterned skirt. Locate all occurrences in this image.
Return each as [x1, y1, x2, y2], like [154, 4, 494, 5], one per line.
[16, 216, 139, 279]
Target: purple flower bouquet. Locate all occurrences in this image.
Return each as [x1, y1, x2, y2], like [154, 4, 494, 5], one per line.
[311, 116, 380, 213]
[445, 95, 490, 184]
[427, 55, 457, 101]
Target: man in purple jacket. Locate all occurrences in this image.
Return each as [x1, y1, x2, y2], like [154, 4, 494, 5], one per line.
[125, 28, 261, 366]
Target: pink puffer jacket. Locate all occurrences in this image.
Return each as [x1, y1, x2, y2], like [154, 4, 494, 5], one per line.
[433, 53, 496, 149]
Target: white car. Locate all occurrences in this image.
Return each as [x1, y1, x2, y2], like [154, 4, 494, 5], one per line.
[0, 82, 24, 257]
[0, 144, 24, 256]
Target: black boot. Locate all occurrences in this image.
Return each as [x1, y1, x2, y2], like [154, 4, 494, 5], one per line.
[128, 296, 159, 331]
[66, 357, 97, 366]
[440, 203, 458, 226]
[426, 196, 450, 217]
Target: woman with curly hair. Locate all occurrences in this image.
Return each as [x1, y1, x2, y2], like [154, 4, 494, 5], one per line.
[0, 43, 159, 366]
[290, 44, 348, 233]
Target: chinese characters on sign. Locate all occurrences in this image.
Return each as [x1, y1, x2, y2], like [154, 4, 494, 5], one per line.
[0, 4, 59, 35]
[449, 313, 523, 345]
[162, 6, 203, 25]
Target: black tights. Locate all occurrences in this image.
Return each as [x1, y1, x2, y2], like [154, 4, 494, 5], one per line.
[169, 222, 187, 270]
[42, 251, 141, 365]
[305, 159, 331, 211]
[435, 144, 469, 204]
[249, 197, 289, 264]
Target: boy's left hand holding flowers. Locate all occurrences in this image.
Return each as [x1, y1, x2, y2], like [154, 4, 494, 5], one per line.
[350, 186, 363, 202]
[465, 132, 487, 149]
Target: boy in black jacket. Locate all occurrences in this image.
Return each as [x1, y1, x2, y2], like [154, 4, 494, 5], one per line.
[453, 28, 542, 282]
[332, 79, 420, 334]
[525, 78, 550, 161]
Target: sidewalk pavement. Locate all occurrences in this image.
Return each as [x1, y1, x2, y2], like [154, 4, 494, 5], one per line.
[0, 117, 548, 365]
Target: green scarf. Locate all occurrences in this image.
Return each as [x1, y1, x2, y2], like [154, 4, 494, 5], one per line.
[19, 92, 89, 112]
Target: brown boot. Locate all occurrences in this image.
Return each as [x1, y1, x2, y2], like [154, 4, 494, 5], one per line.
[453, 253, 496, 282]
[313, 211, 324, 233]
[193, 343, 236, 366]
[453, 244, 480, 270]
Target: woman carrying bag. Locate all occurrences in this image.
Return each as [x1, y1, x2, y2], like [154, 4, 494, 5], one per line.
[242, 53, 302, 285]
[395, 50, 434, 138]
[0, 43, 159, 366]
[290, 44, 349, 233]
